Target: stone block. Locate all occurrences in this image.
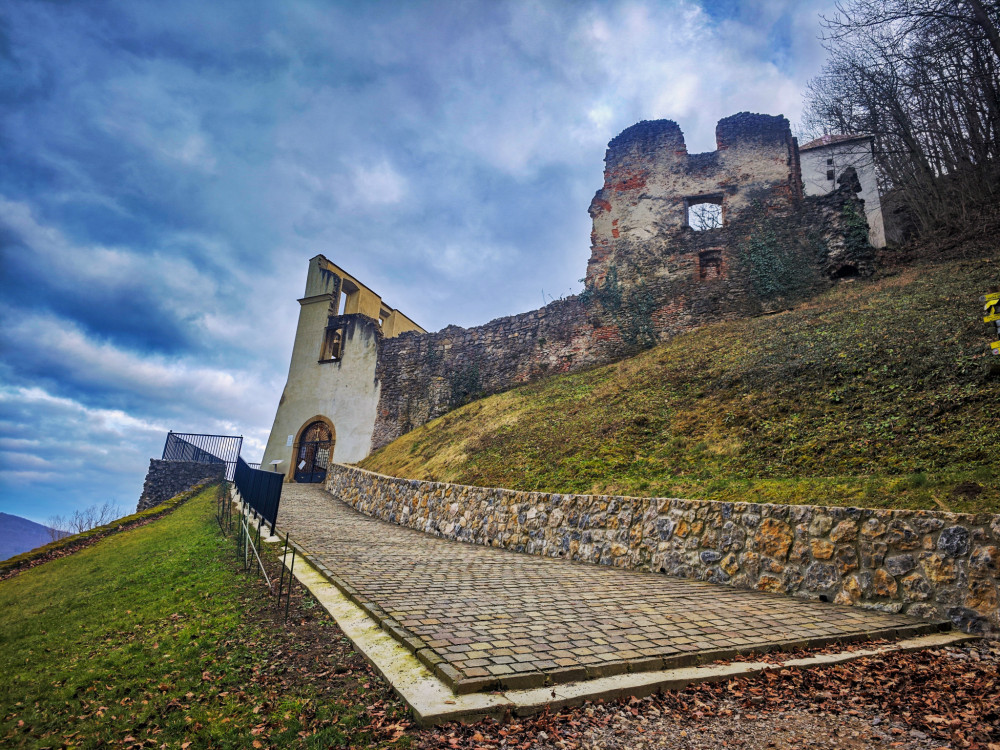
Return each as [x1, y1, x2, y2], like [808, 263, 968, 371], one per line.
[755, 518, 793, 560]
[885, 554, 916, 577]
[810, 539, 834, 560]
[873, 568, 898, 598]
[937, 527, 971, 558]
[829, 520, 858, 544]
[803, 563, 838, 592]
[900, 573, 932, 601]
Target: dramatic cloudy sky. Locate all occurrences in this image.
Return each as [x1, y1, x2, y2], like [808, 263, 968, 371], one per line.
[0, 0, 837, 525]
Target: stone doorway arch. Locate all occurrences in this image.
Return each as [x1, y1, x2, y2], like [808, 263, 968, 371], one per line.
[293, 418, 335, 483]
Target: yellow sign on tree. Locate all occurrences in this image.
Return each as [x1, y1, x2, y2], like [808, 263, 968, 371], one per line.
[983, 292, 1000, 354]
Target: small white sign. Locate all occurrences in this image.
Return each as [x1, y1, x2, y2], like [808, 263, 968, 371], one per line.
[298, 460, 306, 469]
[286, 434, 294, 447]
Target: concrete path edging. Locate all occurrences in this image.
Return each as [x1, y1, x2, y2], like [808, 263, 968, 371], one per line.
[276, 542, 979, 726]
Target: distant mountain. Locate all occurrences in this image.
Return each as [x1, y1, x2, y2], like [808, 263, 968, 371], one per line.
[0, 513, 67, 561]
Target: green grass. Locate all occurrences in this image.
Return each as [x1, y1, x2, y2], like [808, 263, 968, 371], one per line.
[362, 256, 1000, 514]
[0, 483, 210, 578]
[0, 487, 410, 749]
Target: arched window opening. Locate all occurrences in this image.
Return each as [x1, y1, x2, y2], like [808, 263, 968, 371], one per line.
[320, 325, 343, 362]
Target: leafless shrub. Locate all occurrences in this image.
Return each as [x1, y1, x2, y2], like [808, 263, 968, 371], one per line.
[46, 500, 126, 540]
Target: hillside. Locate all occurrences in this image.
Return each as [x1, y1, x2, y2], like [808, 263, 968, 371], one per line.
[361, 255, 1000, 514]
[0, 486, 410, 749]
[0, 513, 64, 562]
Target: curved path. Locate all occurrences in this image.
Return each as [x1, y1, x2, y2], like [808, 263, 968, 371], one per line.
[278, 484, 941, 693]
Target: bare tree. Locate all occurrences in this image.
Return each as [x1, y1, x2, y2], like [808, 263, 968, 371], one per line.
[46, 500, 126, 540]
[689, 203, 723, 231]
[45, 520, 69, 543]
[804, 0, 1000, 238]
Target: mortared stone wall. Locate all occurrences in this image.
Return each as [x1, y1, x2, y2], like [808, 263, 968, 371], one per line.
[327, 463, 1000, 638]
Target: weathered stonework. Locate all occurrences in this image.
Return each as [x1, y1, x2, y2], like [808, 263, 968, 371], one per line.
[136, 459, 225, 512]
[370, 114, 874, 450]
[371, 297, 608, 448]
[326, 464, 1000, 637]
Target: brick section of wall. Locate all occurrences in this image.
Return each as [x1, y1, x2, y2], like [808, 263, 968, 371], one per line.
[327, 464, 1000, 637]
[136, 459, 225, 512]
[370, 115, 874, 452]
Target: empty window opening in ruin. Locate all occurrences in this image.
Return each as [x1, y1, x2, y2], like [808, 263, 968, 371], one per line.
[320, 325, 343, 362]
[686, 196, 724, 231]
[378, 307, 391, 328]
[699, 249, 723, 280]
[827, 169, 835, 181]
[340, 278, 361, 314]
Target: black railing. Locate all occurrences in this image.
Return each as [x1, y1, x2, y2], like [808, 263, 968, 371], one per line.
[233, 457, 283, 535]
[162, 432, 243, 481]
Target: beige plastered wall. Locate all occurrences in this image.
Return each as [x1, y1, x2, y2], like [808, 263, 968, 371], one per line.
[801, 140, 886, 248]
[260, 261, 384, 477]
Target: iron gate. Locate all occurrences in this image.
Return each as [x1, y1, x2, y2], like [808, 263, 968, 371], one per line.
[294, 421, 332, 483]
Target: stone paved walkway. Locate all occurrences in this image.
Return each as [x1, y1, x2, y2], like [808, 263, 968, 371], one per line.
[278, 485, 941, 693]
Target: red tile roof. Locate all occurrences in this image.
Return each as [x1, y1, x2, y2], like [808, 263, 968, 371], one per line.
[799, 133, 872, 151]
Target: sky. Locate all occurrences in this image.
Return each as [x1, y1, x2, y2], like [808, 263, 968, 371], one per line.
[0, 0, 838, 526]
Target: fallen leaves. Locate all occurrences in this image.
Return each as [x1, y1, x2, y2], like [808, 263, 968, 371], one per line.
[410, 641, 1000, 750]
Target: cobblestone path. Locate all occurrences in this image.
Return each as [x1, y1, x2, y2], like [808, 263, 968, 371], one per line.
[278, 485, 940, 693]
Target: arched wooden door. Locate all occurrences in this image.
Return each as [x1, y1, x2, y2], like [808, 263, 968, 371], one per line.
[294, 420, 334, 483]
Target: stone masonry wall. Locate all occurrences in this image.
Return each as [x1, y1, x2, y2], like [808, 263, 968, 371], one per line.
[327, 464, 1000, 637]
[372, 296, 617, 449]
[136, 459, 225, 512]
[370, 113, 875, 452]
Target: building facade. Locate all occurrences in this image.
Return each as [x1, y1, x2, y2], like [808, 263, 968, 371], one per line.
[799, 134, 886, 248]
[259, 256, 424, 482]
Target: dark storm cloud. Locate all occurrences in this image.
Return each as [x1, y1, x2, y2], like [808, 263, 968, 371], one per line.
[0, 0, 836, 524]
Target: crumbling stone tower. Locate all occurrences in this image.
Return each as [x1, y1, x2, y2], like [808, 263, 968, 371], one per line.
[587, 113, 803, 289]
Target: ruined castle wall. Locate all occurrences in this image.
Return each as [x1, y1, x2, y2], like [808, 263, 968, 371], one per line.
[136, 459, 225, 512]
[371, 296, 616, 450]
[327, 463, 1000, 637]
[586, 113, 803, 288]
[370, 114, 875, 452]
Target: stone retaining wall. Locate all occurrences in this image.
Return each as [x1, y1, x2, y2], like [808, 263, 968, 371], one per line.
[327, 464, 1000, 637]
[136, 459, 225, 512]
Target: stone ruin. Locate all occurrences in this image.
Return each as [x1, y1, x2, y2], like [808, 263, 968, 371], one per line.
[371, 113, 873, 450]
[261, 112, 876, 469]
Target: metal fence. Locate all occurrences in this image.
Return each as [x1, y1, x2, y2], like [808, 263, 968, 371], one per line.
[162, 431, 243, 481]
[216, 483, 296, 620]
[233, 457, 283, 535]
[160, 429, 282, 535]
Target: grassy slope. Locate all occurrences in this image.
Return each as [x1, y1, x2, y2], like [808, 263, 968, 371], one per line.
[1, 483, 209, 578]
[362, 256, 1000, 514]
[0, 487, 410, 749]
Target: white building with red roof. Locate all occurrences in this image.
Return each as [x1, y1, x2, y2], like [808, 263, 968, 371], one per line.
[799, 134, 886, 248]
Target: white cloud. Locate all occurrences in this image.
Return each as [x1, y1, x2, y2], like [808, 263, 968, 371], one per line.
[0, 310, 277, 428]
[353, 159, 408, 205]
[0, 196, 218, 307]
